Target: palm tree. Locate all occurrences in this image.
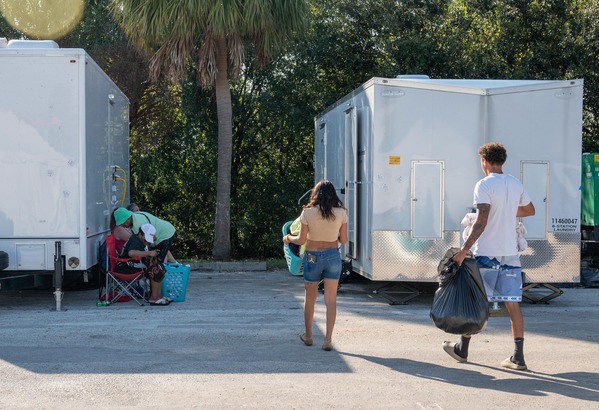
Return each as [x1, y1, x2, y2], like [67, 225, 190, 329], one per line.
[109, 0, 308, 259]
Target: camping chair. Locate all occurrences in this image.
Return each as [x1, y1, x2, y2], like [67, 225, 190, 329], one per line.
[103, 233, 147, 306]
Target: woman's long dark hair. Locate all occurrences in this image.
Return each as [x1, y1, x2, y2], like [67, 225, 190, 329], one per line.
[304, 179, 345, 220]
[109, 209, 117, 230]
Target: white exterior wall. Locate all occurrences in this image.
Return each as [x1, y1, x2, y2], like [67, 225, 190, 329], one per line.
[0, 46, 129, 272]
[315, 77, 582, 283]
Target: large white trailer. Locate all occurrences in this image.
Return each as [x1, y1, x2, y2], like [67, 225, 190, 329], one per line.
[314, 77, 583, 302]
[0, 39, 130, 307]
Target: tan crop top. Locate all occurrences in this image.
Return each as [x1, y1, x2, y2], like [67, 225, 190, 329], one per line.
[299, 206, 348, 241]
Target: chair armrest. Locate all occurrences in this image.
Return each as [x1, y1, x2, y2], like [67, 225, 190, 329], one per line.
[109, 255, 143, 264]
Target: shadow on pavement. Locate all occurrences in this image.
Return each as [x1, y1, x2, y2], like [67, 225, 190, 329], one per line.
[339, 352, 599, 403]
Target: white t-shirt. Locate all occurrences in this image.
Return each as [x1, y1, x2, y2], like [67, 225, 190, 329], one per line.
[472, 173, 531, 257]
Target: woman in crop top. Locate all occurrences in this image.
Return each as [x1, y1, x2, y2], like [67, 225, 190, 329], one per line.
[283, 180, 348, 351]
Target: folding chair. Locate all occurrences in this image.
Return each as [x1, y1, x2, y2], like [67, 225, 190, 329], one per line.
[103, 233, 147, 306]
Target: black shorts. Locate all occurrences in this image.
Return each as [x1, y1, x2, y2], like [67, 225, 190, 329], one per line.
[154, 235, 174, 263]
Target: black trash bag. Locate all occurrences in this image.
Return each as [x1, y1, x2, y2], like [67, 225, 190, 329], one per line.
[430, 248, 489, 335]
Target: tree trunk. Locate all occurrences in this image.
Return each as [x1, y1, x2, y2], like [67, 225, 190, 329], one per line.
[212, 36, 232, 260]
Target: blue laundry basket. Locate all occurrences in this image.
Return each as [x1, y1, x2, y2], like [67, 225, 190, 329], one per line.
[282, 221, 303, 276]
[161, 263, 190, 302]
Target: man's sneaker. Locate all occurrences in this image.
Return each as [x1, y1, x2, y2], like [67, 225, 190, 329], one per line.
[442, 341, 467, 363]
[501, 356, 527, 371]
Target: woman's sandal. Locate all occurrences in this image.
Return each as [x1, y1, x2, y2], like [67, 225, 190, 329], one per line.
[300, 333, 313, 346]
[322, 340, 333, 351]
[149, 297, 171, 306]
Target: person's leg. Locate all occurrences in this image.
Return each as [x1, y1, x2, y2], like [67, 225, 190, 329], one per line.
[154, 235, 174, 263]
[320, 248, 342, 351]
[322, 278, 339, 350]
[443, 335, 471, 362]
[491, 263, 527, 369]
[147, 266, 168, 304]
[303, 282, 319, 343]
[149, 278, 162, 302]
[503, 301, 526, 369]
[443, 256, 491, 363]
[504, 301, 524, 338]
[166, 251, 177, 263]
[456, 335, 471, 357]
[300, 251, 323, 345]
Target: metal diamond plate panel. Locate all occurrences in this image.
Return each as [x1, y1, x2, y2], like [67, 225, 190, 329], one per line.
[371, 231, 579, 283]
[519, 233, 580, 283]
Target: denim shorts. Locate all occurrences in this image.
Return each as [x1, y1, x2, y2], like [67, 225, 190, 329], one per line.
[302, 248, 342, 283]
[476, 256, 523, 302]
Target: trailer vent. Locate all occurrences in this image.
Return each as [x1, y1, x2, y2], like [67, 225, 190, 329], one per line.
[7, 40, 59, 49]
[396, 74, 430, 80]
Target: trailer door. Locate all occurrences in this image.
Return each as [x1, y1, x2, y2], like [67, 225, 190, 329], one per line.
[411, 160, 444, 238]
[521, 161, 548, 239]
[315, 121, 326, 180]
[345, 107, 359, 259]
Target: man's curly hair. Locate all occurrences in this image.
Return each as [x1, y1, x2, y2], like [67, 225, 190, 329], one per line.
[478, 142, 507, 165]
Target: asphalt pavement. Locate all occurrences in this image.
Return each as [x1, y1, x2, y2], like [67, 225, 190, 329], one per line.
[0, 269, 597, 409]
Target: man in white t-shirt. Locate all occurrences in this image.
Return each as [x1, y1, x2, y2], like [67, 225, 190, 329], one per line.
[444, 142, 535, 371]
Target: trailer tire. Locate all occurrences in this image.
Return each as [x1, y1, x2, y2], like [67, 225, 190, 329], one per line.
[0, 251, 8, 271]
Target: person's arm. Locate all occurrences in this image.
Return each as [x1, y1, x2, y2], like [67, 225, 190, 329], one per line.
[452, 203, 490, 266]
[283, 223, 308, 246]
[128, 249, 158, 258]
[338, 222, 348, 245]
[517, 202, 535, 217]
[114, 225, 131, 241]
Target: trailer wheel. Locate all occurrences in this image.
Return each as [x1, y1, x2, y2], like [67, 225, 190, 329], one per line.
[0, 251, 8, 271]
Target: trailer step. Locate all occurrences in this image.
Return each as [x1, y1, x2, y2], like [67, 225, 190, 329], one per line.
[373, 282, 421, 305]
[522, 283, 563, 304]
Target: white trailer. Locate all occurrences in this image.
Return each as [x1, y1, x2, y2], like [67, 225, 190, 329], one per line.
[314, 77, 582, 302]
[0, 39, 130, 307]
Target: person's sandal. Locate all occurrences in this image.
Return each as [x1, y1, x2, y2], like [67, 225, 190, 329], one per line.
[149, 297, 171, 306]
[300, 333, 313, 346]
[442, 341, 467, 362]
[322, 340, 333, 351]
[501, 356, 527, 371]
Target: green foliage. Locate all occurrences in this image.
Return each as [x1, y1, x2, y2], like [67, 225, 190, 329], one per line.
[434, 0, 599, 149]
[228, 59, 314, 258]
[129, 81, 219, 258]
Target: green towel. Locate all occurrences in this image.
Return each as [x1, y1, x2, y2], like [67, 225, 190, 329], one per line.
[289, 217, 305, 256]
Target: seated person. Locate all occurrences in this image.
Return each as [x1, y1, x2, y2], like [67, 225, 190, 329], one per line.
[121, 203, 178, 263]
[115, 223, 171, 306]
[110, 208, 132, 255]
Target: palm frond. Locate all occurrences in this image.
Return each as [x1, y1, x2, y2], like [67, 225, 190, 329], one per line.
[149, 34, 195, 83]
[227, 31, 244, 79]
[109, 0, 308, 85]
[198, 32, 217, 88]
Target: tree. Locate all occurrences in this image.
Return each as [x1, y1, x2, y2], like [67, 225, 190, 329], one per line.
[108, 0, 309, 260]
